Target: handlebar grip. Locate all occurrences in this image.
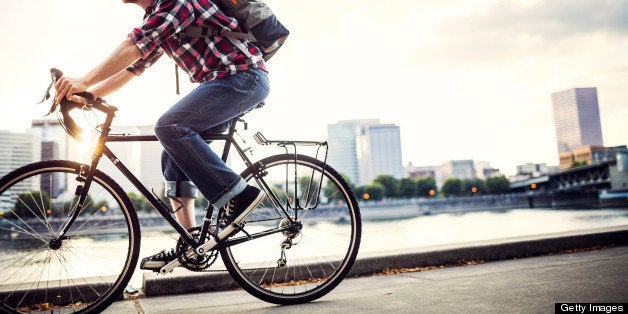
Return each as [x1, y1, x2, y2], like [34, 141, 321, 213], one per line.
[50, 68, 96, 105]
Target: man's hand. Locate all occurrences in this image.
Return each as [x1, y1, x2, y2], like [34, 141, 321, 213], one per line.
[54, 76, 89, 104]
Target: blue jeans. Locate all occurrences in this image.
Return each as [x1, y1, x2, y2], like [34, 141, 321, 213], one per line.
[155, 68, 269, 209]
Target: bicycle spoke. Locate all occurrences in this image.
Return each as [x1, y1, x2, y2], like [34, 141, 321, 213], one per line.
[0, 161, 140, 313]
[220, 154, 361, 304]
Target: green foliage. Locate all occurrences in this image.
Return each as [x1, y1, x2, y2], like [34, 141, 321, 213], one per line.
[127, 192, 153, 213]
[462, 178, 486, 196]
[298, 176, 321, 204]
[416, 176, 437, 197]
[441, 178, 463, 197]
[485, 175, 510, 194]
[324, 179, 342, 201]
[13, 191, 52, 219]
[373, 175, 398, 198]
[353, 185, 365, 200]
[364, 182, 385, 201]
[397, 178, 416, 198]
[570, 161, 587, 168]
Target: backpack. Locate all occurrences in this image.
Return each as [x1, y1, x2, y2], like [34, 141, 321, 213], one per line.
[184, 0, 289, 61]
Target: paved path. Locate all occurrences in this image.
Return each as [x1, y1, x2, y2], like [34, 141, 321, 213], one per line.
[106, 245, 628, 313]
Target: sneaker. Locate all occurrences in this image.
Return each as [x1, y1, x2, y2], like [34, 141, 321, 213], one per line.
[140, 248, 177, 271]
[222, 185, 264, 227]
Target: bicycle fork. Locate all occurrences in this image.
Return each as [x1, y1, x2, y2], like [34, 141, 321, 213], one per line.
[53, 111, 117, 246]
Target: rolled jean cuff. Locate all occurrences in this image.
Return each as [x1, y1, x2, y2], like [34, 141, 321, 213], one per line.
[165, 181, 199, 199]
[211, 178, 248, 210]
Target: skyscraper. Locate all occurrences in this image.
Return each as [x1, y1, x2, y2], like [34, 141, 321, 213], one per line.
[0, 131, 41, 203]
[357, 123, 404, 186]
[31, 119, 72, 198]
[327, 119, 403, 187]
[551, 87, 604, 154]
[327, 119, 378, 186]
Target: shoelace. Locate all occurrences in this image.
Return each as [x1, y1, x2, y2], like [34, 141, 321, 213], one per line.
[220, 200, 236, 228]
[152, 248, 177, 261]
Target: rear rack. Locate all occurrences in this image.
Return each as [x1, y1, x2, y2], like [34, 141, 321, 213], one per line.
[253, 132, 329, 211]
[253, 132, 326, 147]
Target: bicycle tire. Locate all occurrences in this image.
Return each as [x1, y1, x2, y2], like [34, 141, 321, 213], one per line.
[220, 154, 361, 304]
[0, 160, 140, 313]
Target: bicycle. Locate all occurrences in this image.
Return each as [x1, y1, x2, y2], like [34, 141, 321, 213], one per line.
[0, 69, 361, 313]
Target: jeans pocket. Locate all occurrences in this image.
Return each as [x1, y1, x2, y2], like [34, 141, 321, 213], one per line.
[226, 71, 251, 89]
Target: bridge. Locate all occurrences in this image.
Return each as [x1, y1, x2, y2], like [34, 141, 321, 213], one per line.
[509, 160, 628, 208]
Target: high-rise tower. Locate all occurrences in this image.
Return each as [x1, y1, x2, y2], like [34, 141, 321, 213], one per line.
[551, 87, 604, 154]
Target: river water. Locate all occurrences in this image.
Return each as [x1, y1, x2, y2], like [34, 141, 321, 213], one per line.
[130, 207, 628, 287]
[5, 207, 628, 289]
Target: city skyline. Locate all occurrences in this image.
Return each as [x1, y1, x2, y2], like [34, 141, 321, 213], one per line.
[0, 1, 626, 176]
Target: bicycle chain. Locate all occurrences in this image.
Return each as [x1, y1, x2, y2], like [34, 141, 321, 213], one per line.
[189, 217, 286, 273]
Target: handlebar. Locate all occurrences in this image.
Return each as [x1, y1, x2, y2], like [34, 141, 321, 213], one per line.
[41, 68, 117, 140]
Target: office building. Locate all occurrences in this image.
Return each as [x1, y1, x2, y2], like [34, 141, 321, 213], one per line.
[441, 160, 476, 182]
[327, 119, 379, 186]
[0, 130, 41, 203]
[551, 87, 604, 154]
[327, 119, 403, 186]
[357, 123, 404, 186]
[559, 145, 626, 170]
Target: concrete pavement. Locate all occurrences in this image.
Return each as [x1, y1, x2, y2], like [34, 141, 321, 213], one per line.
[105, 227, 628, 313]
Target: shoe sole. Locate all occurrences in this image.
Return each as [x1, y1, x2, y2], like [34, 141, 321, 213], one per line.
[231, 190, 264, 225]
[140, 260, 166, 270]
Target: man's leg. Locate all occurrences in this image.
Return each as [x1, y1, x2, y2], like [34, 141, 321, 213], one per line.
[172, 197, 195, 230]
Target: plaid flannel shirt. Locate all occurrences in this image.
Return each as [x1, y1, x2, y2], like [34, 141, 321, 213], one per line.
[127, 0, 266, 82]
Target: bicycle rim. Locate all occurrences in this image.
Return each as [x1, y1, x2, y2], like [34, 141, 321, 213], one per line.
[0, 160, 140, 313]
[220, 154, 361, 304]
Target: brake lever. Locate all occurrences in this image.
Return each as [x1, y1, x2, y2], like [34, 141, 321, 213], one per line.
[39, 68, 65, 116]
[37, 80, 53, 105]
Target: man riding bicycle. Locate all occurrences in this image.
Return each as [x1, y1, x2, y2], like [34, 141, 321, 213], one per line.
[54, 0, 269, 270]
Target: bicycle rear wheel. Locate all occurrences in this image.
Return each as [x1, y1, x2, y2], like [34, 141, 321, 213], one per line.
[220, 154, 361, 304]
[0, 160, 140, 313]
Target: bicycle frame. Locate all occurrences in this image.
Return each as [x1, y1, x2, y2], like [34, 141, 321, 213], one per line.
[55, 101, 329, 262]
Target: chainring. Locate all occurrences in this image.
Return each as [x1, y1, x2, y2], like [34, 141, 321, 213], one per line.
[176, 227, 219, 272]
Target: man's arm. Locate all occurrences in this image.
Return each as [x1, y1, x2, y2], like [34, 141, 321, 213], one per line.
[89, 69, 137, 99]
[54, 37, 141, 103]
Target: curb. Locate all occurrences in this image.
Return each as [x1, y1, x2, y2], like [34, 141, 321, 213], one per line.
[142, 225, 628, 297]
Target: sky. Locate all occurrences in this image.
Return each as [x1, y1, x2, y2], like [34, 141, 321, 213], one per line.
[1, 0, 626, 176]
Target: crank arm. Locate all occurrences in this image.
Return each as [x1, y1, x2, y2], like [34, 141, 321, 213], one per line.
[158, 222, 245, 274]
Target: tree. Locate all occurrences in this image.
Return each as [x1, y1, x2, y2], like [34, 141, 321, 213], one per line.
[416, 176, 437, 197]
[128, 192, 153, 213]
[441, 178, 463, 197]
[570, 161, 587, 168]
[373, 175, 398, 198]
[485, 175, 510, 194]
[324, 180, 343, 201]
[13, 191, 52, 219]
[462, 178, 486, 196]
[364, 183, 385, 201]
[353, 185, 366, 201]
[62, 195, 110, 216]
[397, 178, 417, 198]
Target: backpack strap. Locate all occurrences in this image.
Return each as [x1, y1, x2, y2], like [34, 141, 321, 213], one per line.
[182, 26, 256, 42]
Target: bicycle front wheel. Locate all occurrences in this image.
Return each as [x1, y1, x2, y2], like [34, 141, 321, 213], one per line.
[220, 154, 361, 304]
[0, 160, 140, 313]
